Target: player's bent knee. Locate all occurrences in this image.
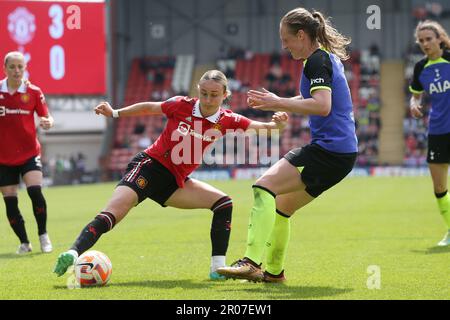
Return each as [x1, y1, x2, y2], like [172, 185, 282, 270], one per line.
[254, 176, 274, 191]
[211, 195, 233, 212]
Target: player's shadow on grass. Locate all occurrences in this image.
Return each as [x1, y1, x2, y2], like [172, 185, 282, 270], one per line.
[223, 284, 353, 299]
[411, 246, 450, 255]
[0, 252, 41, 259]
[109, 279, 216, 290]
[53, 280, 212, 290]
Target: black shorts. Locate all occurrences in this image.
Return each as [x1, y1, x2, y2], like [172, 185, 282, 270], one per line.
[284, 144, 357, 198]
[117, 152, 184, 207]
[427, 133, 450, 164]
[0, 156, 43, 187]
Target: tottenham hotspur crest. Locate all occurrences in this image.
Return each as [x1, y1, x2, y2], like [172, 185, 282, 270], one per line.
[434, 68, 441, 82]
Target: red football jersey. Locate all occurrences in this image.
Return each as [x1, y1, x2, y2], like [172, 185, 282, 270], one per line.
[145, 96, 252, 187]
[0, 79, 49, 166]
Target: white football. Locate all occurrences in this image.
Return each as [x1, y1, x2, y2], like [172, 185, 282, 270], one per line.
[74, 250, 112, 287]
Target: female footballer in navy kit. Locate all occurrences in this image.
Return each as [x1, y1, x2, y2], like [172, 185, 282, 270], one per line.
[409, 20, 450, 246]
[217, 7, 358, 282]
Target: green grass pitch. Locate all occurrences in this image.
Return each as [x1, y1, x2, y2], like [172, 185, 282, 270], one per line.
[0, 177, 449, 300]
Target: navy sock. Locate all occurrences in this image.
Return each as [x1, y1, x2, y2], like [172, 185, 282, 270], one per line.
[210, 196, 233, 256]
[27, 186, 47, 236]
[4, 196, 29, 244]
[70, 212, 116, 255]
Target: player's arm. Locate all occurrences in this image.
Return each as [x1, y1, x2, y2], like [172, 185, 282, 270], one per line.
[94, 101, 164, 118]
[34, 86, 53, 130]
[247, 112, 289, 133]
[247, 88, 331, 116]
[289, 94, 303, 100]
[247, 51, 331, 116]
[409, 93, 423, 118]
[409, 59, 425, 119]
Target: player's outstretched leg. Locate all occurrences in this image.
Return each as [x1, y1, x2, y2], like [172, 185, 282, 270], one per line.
[53, 185, 137, 276]
[53, 211, 116, 277]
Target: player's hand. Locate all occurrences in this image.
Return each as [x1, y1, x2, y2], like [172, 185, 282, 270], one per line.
[271, 112, 289, 130]
[95, 101, 114, 117]
[410, 103, 423, 118]
[247, 88, 281, 111]
[39, 115, 53, 130]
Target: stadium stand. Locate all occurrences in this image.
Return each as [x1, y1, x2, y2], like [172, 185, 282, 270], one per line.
[352, 46, 382, 167]
[107, 45, 386, 177]
[403, 47, 428, 167]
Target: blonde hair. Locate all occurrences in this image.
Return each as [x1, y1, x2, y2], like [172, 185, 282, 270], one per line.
[415, 20, 450, 50]
[4, 51, 25, 66]
[281, 7, 351, 60]
[199, 70, 231, 96]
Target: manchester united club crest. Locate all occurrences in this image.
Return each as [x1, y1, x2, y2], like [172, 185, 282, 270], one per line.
[136, 176, 148, 189]
[212, 123, 222, 131]
[21, 93, 30, 103]
[8, 7, 36, 45]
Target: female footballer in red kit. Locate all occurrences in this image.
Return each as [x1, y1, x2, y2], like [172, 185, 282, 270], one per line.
[54, 70, 288, 280]
[0, 51, 54, 254]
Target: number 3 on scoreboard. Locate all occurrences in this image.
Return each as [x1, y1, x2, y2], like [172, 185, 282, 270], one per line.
[48, 4, 65, 80]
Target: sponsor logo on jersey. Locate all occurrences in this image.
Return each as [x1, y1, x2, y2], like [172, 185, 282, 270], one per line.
[177, 121, 191, 136]
[311, 78, 325, 85]
[176, 121, 218, 142]
[429, 80, 450, 94]
[0, 106, 30, 116]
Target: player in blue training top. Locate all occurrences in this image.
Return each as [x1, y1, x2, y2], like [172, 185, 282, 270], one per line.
[409, 20, 450, 247]
[217, 7, 358, 282]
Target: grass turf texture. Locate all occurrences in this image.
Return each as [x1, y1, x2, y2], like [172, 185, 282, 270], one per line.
[0, 177, 449, 299]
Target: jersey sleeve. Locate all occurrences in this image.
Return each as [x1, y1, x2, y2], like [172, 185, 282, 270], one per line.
[35, 88, 49, 117]
[161, 96, 185, 118]
[226, 112, 252, 131]
[304, 51, 333, 94]
[409, 60, 425, 94]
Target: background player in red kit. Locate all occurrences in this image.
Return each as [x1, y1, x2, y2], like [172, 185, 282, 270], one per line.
[0, 51, 54, 254]
[54, 70, 288, 280]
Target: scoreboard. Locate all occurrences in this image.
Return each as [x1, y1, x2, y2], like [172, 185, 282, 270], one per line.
[0, 0, 106, 95]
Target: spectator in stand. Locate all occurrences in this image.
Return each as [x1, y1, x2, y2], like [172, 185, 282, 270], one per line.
[133, 121, 146, 135]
